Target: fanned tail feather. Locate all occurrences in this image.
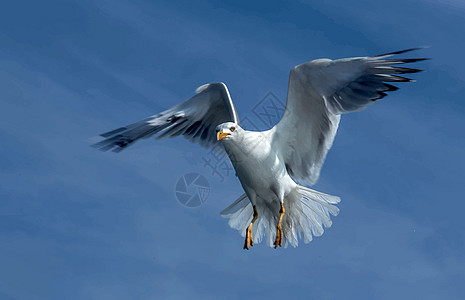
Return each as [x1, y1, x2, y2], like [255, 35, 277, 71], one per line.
[220, 185, 340, 248]
[220, 193, 252, 232]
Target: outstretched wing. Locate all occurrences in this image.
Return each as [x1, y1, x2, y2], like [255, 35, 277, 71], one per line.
[93, 82, 240, 152]
[272, 48, 427, 185]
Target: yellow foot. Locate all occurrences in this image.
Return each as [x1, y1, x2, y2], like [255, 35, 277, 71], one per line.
[274, 202, 285, 249]
[244, 224, 254, 250]
[274, 224, 283, 248]
[243, 205, 258, 250]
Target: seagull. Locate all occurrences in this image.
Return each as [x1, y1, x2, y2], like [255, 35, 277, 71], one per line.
[93, 48, 426, 249]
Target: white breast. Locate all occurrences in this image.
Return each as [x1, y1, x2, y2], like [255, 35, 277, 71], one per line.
[223, 130, 296, 202]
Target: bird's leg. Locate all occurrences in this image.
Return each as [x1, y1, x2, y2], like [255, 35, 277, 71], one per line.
[244, 205, 258, 250]
[274, 202, 285, 249]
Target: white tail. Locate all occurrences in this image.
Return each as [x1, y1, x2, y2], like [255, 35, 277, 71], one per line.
[220, 185, 341, 247]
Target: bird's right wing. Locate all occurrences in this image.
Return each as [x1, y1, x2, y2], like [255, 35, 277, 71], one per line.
[92, 82, 240, 152]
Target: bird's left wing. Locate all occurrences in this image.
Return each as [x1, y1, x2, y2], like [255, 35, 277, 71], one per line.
[93, 82, 240, 152]
[272, 48, 426, 185]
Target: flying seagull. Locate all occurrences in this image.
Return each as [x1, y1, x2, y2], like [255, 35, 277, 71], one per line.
[93, 48, 426, 249]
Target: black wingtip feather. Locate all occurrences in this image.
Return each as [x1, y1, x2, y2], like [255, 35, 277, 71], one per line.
[90, 133, 136, 152]
[383, 83, 399, 92]
[373, 91, 388, 101]
[394, 67, 423, 73]
[100, 127, 127, 138]
[384, 58, 430, 65]
[372, 47, 425, 58]
[375, 74, 414, 82]
[372, 46, 431, 58]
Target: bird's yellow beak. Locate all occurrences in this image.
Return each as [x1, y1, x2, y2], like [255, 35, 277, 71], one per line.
[217, 130, 230, 141]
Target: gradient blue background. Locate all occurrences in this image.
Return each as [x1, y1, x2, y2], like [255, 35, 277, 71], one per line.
[1, 0, 464, 299]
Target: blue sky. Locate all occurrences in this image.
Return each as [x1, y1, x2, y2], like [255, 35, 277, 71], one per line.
[1, 0, 464, 299]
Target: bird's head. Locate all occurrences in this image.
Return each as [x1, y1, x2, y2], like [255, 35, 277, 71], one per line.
[216, 122, 242, 142]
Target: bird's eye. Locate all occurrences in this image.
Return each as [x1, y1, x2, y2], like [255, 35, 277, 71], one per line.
[230, 126, 236, 132]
